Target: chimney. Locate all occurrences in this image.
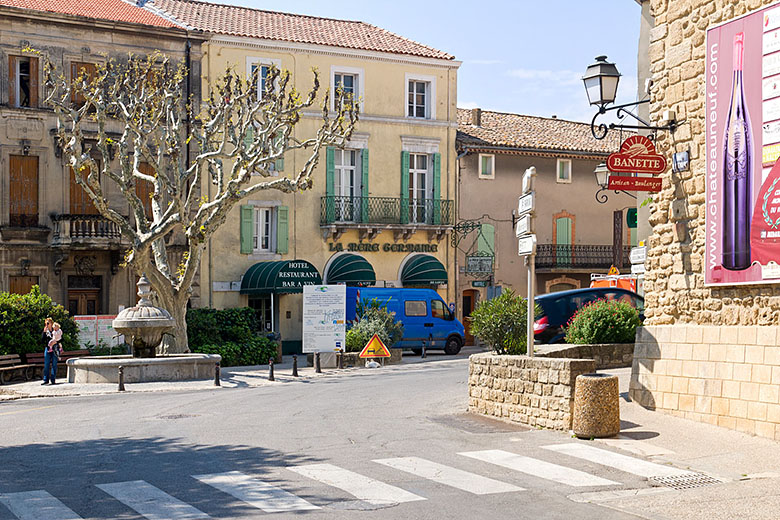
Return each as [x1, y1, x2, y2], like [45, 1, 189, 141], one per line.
[471, 108, 482, 126]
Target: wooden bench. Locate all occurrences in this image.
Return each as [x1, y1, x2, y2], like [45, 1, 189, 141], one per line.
[0, 354, 35, 384]
[26, 349, 91, 379]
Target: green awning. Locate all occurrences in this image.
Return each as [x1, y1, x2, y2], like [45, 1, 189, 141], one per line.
[240, 260, 322, 294]
[325, 254, 376, 286]
[401, 254, 448, 286]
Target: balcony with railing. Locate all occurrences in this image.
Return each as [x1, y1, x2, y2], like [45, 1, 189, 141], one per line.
[51, 214, 127, 249]
[535, 244, 631, 271]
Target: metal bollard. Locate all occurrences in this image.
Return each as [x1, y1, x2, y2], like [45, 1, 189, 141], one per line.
[421, 339, 427, 359]
[315, 352, 322, 373]
[118, 365, 125, 392]
[214, 362, 221, 386]
[292, 355, 299, 377]
[268, 359, 275, 381]
[337, 351, 343, 369]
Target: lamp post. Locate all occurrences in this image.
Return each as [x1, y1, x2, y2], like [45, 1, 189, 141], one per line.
[594, 162, 637, 204]
[583, 56, 679, 140]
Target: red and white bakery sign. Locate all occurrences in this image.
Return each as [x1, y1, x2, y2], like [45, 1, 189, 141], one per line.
[606, 135, 667, 175]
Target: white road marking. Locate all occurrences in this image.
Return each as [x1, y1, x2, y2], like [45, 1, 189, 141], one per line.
[459, 450, 618, 487]
[289, 463, 426, 505]
[373, 457, 524, 495]
[194, 471, 319, 513]
[543, 443, 696, 478]
[596, 436, 676, 457]
[0, 490, 83, 520]
[96, 481, 209, 520]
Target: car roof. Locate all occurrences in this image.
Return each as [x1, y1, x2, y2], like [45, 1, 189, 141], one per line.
[535, 287, 643, 301]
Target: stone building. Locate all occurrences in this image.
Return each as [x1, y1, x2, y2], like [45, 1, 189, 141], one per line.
[0, 1, 203, 315]
[630, 0, 780, 439]
[455, 108, 626, 343]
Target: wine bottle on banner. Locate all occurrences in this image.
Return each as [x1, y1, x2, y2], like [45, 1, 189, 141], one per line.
[722, 32, 752, 271]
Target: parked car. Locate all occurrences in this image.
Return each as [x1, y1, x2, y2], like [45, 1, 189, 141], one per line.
[346, 287, 465, 354]
[533, 287, 644, 344]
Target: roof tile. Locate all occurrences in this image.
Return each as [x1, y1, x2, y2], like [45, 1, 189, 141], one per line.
[0, 0, 179, 28]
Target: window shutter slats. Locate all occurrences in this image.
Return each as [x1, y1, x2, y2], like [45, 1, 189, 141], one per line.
[9, 55, 17, 107]
[433, 152, 441, 224]
[28, 57, 38, 108]
[240, 205, 254, 254]
[400, 151, 410, 224]
[325, 147, 335, 222]
[361, 149, 369, 222]
[276, 206, 289, 254]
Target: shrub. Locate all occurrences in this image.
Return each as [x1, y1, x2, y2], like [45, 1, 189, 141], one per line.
[470, 290, 533, 355]
[564, 298, 641, 345]
[192, 342, 242, 367]
[345, 301, 404, 353]
[186, 307, 277, 366]
[0, 286, 78, 356]
[239, 336, 278, 366]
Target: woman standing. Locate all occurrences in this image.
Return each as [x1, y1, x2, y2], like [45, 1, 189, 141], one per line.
[41, 317, 57, 385]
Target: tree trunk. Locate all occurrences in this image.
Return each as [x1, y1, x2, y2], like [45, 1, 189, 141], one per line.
[153, 284, 189, 355]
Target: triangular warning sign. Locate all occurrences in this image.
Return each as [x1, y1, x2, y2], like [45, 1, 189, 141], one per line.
[359, 333, 391, 358]
[607, 265, 620, 275]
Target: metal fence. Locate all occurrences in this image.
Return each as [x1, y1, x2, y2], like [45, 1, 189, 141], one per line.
[320, 196, 454, 226]
[535, 244, 631, 269]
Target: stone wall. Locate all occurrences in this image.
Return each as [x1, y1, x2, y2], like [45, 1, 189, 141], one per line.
[631, 325, 780, 440]
[644, 0, 780, 326]
[537, 343, 634, 369]
[468, 353, 595, 430]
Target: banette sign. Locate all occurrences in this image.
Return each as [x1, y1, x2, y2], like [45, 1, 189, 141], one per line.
[607, 135, 667, 175]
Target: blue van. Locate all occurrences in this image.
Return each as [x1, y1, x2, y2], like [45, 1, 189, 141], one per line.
[345, 287, 465, 355]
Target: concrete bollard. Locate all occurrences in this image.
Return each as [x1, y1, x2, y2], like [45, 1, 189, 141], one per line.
[268, 359, 275, 381]
[573, 373, 620, 438]
[118, 365, 125, 392]
[315, 352, 322, 373]
[292, 355, 298, 377]
[337, 351, 343, 369]
[214, 362, 221, 386]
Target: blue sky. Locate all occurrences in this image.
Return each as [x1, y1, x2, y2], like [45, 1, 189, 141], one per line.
[215, 0, 642, 123]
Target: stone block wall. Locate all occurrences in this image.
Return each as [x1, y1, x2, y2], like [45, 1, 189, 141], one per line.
[468, 353, 595, 430]
[630, 325, 780, 440]
[537, 343, 634, 369]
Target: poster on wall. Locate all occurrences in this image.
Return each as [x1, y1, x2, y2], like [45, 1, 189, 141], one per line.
[302, 285, 346, 353]
[706, 3, 780, 285]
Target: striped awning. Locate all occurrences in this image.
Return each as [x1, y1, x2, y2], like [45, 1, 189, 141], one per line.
[401, 254, 448, 286]
[325, 254, 376, 286]
[240, 260, 322, 294]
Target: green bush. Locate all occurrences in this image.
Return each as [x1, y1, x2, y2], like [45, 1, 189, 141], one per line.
[470, 290, 533, 355]
[186, 307, 277, 366]
[192, 342, 242, 367]
[0, 286, 78, 356]
[345, 301, 404, 353]
[239, 336, 278, 366]
[564, 298, 641, 344]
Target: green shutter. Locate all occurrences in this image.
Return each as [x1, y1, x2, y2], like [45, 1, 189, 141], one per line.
[275, 156, 284, 172]
[244, 125, 254, 151]
[240, 205, 254, 254]
[277, 205, 289, 254]
[555, 217, 572, 266]
[432, 152, 441, 224]
[326, 147, 335, 223]
[361, 149, 369, 222]
[477, 223, 495, 256]
[400, 151, 410, 225]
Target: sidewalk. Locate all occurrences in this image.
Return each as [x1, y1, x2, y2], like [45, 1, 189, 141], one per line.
[589, 367, 780, 520]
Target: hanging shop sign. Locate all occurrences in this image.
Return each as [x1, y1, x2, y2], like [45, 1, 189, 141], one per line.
[607, 135, 667, 175]
[705, 5, 780, 286]
[328, 242, 438, 253]
[607, 175, 663, 192]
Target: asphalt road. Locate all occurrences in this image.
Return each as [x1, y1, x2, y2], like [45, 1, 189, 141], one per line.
[0, 354, 656, 520]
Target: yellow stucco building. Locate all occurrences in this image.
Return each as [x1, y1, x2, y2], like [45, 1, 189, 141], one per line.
[153, 0, 460, 353]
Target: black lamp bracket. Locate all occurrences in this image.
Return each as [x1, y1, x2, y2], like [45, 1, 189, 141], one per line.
[595, 186, 638, 204]
[590, 99, 681, 140]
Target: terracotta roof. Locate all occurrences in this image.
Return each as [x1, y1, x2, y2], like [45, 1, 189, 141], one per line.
[457, 108, 623, 155]
[0, 0, 179, 28]
[149, 0, 454, 60]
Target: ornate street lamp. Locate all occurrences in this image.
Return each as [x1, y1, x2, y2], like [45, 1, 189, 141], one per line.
[594, 162, 636, 204]
[583, 56, 679, 140]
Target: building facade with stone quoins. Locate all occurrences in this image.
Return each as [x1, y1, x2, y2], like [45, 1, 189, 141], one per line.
[630, 0, 780, 440]
[0, 1, 204, 316]
[455, 108, 630, 345]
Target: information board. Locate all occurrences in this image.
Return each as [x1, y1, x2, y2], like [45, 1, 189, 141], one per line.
[74, 315, 119, 347]
[302, 285, 346, 353]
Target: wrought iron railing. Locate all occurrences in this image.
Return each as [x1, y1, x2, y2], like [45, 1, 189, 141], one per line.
[535, 244, 631, 269]
[320, 196, 454, 226]
[51, 214, 122, 245]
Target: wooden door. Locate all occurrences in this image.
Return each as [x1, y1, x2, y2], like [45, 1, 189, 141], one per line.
[9, 276, 38, 295]
[68, 290, 100, 316]
[9, 155, 38, 227]
[462, 289, 478, 346]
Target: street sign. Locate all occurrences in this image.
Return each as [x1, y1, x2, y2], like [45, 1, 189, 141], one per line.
[517, 192, 535, 216]
[608, 175, 662, 192]
[522, 167, 536, 194]
[471, 280, 489, 287]
[607, 266, 620, 275]
[515, 213, 534, 237]
[630, 246, 646, 264]
[517, 234, 536, 256]
[631, 263, 646, 275]
[607, 135, 667, 174]
[359, 333, 391, 358]
[466, 255, 493, 273]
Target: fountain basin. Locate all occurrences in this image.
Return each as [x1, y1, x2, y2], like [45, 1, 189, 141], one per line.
[67, 354, 221, 384]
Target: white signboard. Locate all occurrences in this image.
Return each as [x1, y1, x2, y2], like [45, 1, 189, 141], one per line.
[517, 192, 535, 217]
[518, 234, 537, 256]
[302, 285, 346, 353]
[630, 246, 647, 264]
[466, 255, 493, 273]
[515, 214, 534, 238]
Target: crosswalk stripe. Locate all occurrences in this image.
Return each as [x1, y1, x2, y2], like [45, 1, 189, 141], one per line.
[96, 481, 209, 520]
[0, 490, 83, 520]
[458, 450, 619, 487]
[542, 443, 696, 478]
[373, 457, 525, 495]
[289, 463, 426, 505]
[193, 471, 319, 513]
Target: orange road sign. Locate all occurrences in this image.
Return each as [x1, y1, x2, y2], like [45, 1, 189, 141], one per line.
[359, 334, 391, 358]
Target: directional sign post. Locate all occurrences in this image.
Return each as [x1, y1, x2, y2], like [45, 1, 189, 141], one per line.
[516, 167, 537, 357]
[515, 214, 534, 238]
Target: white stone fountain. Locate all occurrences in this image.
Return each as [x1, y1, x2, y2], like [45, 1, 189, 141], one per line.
[67, 276, 220, 384]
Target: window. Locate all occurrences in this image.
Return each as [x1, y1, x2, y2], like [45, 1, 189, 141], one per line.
[70, 162, 100, 215]
[557, 158, 572, 183]
[334, 73, 356, 97]
[9, 155, 38, 227]
[408, 80, 429, 118]
[9, 55, 38, 108]
[253, 207, 273, 252]
[247, 57, 281, 98]
[408, 153, 431, 223]
[334, 149, 359, 221]
[431, 299, 447, 319]
[9, 276, 38, 295]
[71, 62, 97, 108]
[249, 295, 274, 332]
[405, 300, 427, 317]
[479, 154, 495, 179]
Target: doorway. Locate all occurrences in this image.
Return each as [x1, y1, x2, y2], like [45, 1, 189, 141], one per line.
[462, 289, 478, 346]
[68, 290, 100, 315]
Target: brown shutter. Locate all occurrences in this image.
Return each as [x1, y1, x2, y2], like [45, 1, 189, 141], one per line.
[70, 62, 78, 104]
[28, 57, 38, 108]
[8, 55, 17, 107]
[135, 162, 154, 218]
[9, 155, 38, 226]
[70, 165, 99, 215]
